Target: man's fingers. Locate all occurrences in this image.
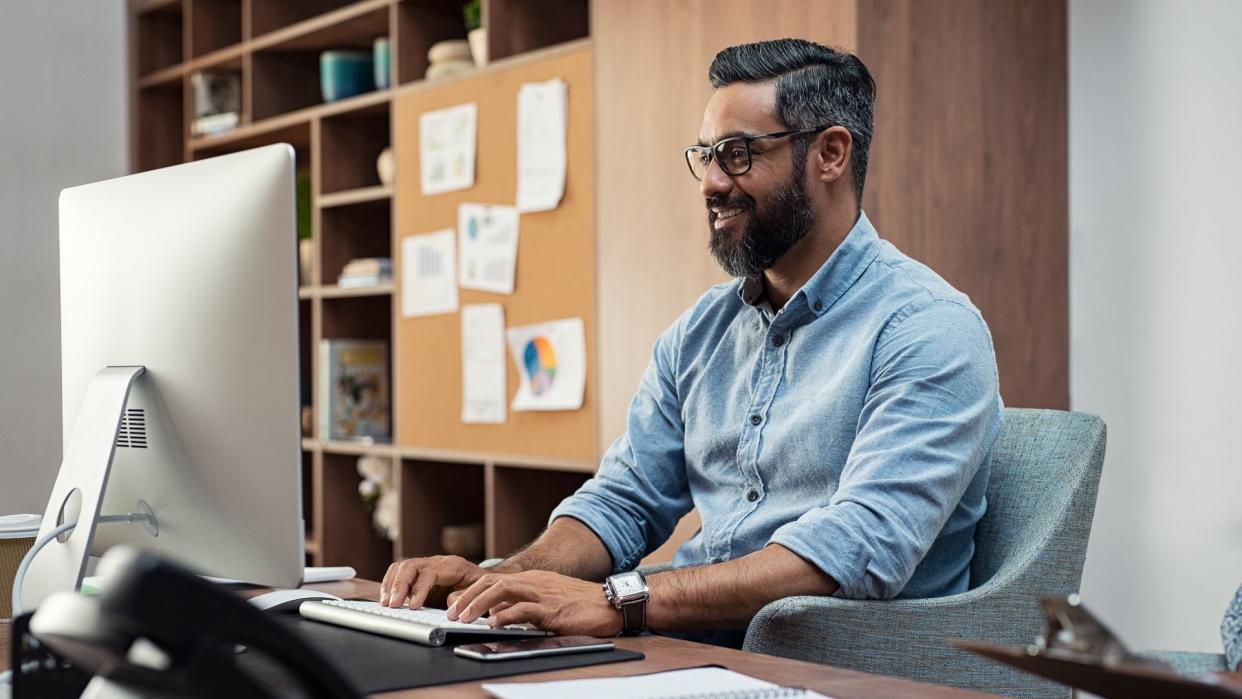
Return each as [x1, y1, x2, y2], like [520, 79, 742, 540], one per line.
[488, 600, 514, 615]
[379, 561, 399, 605]
[487, 602, 546, 629]
[457, 577, 533, 623]
[386, 559, 420, 608]
[447, 573, 504, 620]
[407, 568, 439, 609]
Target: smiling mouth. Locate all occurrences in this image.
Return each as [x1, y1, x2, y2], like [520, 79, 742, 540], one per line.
[712, 207, 747, 227]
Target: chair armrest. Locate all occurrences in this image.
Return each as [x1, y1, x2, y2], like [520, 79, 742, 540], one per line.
[744, 594, 1065, 698]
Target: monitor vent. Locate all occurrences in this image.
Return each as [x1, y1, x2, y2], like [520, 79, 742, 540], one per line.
[116, 409, 148, 449]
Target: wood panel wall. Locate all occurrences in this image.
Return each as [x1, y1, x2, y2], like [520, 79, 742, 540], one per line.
[592, 0, 1068, 562]
[857, 0, 1069, 410]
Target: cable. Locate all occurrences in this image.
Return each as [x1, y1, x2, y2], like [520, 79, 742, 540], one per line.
[10, 511, 153, 618]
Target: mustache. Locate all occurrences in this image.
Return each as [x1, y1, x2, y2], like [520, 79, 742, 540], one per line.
[705, 194, 755, 212]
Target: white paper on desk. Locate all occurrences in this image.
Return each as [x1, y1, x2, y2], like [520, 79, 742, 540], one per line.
[506, 317, 585, 412]
[461, 303, 507, 424]
[420, 102, 478, 195]
[482, 666, 833, 699]
[401, 230, 459, 317]
[458, 203, 520, 294]
[516, 79, 567, 212]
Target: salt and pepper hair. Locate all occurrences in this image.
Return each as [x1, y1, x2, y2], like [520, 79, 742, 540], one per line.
[709, 39, 876, 206]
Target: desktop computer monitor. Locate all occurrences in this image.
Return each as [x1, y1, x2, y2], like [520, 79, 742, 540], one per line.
[20, 144, 304, 610]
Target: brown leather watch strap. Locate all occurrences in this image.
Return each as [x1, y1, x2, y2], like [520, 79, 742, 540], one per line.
[620, 598, 646, 635]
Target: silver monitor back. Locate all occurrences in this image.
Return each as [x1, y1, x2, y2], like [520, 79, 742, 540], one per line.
[28, 144, 303, 607]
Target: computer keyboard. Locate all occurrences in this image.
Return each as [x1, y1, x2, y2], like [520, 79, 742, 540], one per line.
[299, 600, 550, 647]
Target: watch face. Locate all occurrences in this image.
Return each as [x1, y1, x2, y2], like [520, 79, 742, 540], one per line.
[611, 572, 644, 596]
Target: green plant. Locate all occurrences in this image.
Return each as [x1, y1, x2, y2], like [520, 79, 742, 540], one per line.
[463, 0, 481, 31]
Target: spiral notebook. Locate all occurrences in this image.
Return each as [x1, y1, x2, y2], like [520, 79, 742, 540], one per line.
[481, 666, 833, 698]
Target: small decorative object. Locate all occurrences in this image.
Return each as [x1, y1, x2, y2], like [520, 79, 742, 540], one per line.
[190, 70, 241, 136]
[425, 39, 474, 81]
[373, 37, 391, 89]
[320, 50, 375, 102]
[376, 147, 394, 186]
[300, 405, 313, 435]
[298, 238, 314, 286]
[356, 456, 398, 541]
[463, 0, 486, 67]
[338, 257, 392, 288]
[440, 522, 484, 560]
[318, 339, 391, 441]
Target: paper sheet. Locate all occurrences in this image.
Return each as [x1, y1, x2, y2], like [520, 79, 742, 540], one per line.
[482, 666, 832, 699]
[401, 230, 459, 317]
[516, 79, 567, 212]
[458, 203, 520, 294]
[506, 317, 585, 412]
[461, 303, 507, 424]
[420, 102, 478, 195]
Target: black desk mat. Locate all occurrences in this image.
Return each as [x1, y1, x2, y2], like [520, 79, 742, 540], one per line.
[242, 616, 644, 695]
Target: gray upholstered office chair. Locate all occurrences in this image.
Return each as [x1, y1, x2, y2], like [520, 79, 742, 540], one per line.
[741, 408, 1107, 699]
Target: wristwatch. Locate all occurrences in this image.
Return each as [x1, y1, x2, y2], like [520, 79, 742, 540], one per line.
[603, 570, 649, 635]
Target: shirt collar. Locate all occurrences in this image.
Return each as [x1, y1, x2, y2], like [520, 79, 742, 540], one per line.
[736, 210, 882, 319]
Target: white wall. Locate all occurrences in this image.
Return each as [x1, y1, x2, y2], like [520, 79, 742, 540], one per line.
[0, 2, 128, 513]
[1072, 0, 1242, 652]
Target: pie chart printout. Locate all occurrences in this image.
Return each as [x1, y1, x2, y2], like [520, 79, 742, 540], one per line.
[523, 336, 558, 396]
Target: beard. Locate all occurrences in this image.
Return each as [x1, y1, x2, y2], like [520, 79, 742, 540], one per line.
[706, 170, 815, 279]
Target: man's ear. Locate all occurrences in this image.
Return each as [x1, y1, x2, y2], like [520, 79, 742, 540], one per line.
[813, 126, 852, 185]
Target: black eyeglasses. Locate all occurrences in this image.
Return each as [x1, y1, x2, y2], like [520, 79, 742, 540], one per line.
[683, 126, 831, 181]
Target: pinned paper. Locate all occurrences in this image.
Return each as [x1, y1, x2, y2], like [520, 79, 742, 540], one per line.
[420, 103, 478, 195]
[516, 79, 567, 212]
[461, 304, 507, 424]
[507, 317, 585, 412]
[401, 230, 459, 317]
[458, 203, 519, 294]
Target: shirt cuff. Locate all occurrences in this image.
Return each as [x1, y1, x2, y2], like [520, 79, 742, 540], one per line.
[769, 504, 879, 599]
[549, 492, 647, 574]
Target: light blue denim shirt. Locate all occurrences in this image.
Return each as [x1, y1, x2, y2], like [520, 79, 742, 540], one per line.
[551, 211, 1002, 600]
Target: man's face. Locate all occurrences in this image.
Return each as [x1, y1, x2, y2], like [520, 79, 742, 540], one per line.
[698, 82, 815, 278]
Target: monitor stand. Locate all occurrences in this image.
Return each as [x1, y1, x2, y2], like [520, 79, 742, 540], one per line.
[22, 366, 159, 611]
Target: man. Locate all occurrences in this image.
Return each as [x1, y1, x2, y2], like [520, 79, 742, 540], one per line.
[380, 38, 1002, 644]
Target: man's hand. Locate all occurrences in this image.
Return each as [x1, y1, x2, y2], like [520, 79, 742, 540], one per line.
[445, 570, 622, 637]
[379, 555, 492, 609]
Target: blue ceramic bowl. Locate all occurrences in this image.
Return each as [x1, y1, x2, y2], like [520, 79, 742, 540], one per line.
[320, 50, 375, 102]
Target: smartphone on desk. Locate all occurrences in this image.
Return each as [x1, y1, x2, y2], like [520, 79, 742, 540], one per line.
[453, 635, 615, 661]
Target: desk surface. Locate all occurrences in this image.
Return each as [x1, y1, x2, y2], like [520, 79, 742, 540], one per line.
[2, 578, 998, 698]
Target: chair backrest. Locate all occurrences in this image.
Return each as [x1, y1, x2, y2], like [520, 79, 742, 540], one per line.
[969, 408, 1107, 593]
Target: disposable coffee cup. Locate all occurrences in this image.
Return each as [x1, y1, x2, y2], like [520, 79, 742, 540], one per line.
[1, 513, 42, 619]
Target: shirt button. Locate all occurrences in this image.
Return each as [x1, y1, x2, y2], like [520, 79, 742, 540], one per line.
[814, 301, 824, 312]
[772, 335, 785, 347]
[749, 414, 762, 426]
[746, 489, 760, 502]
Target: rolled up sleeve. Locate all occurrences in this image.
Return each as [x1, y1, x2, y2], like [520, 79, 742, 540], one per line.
[550, 321, 694, 574]
[770, 299, 1001, 599]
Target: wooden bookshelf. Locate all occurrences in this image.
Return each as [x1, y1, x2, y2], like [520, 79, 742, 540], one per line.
[128, 0, 591, 579]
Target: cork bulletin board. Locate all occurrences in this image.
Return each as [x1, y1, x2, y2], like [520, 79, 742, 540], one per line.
[393, 44, 596, 462]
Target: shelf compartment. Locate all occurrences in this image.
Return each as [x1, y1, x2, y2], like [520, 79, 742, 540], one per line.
[321, 293, 391, 340]
[395, 0, 470, 85]
[299, 298, 313, 413]
[489, 466, 591, 558]
[190, 0, 242, 57]
[320, 199, 391, 285]
[319, 104, 390, 193]
[251, 0, 367, 38]
[399, 460, 485, 560]
[188, 88, 389, 153]
[485, 0, 588, 63]
[136, 1, 185, 77]
[320, 452, 396, 580]
[136, 83, 184, 172]
[252, 0, 389, 53]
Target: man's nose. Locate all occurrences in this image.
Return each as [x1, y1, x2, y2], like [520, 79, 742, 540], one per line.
[699, 157, 733, 200]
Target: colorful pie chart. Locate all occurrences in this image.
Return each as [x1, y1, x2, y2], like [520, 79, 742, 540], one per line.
[523, 336, 558, 396]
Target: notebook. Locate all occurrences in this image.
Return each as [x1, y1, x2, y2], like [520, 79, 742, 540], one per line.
[481, 666, 833, 698]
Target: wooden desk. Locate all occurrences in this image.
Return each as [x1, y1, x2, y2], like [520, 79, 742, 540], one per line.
[3, 579, 999, 699]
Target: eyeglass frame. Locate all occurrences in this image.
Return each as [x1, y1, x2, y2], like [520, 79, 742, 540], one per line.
[683, 125, 833, 181]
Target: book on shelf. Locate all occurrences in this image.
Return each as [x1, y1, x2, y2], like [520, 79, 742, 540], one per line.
[318, 340, 391, 442]
[191, 70, 241, 118]
[337, 257, 392, 288]
[191, 111, 240, 137]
